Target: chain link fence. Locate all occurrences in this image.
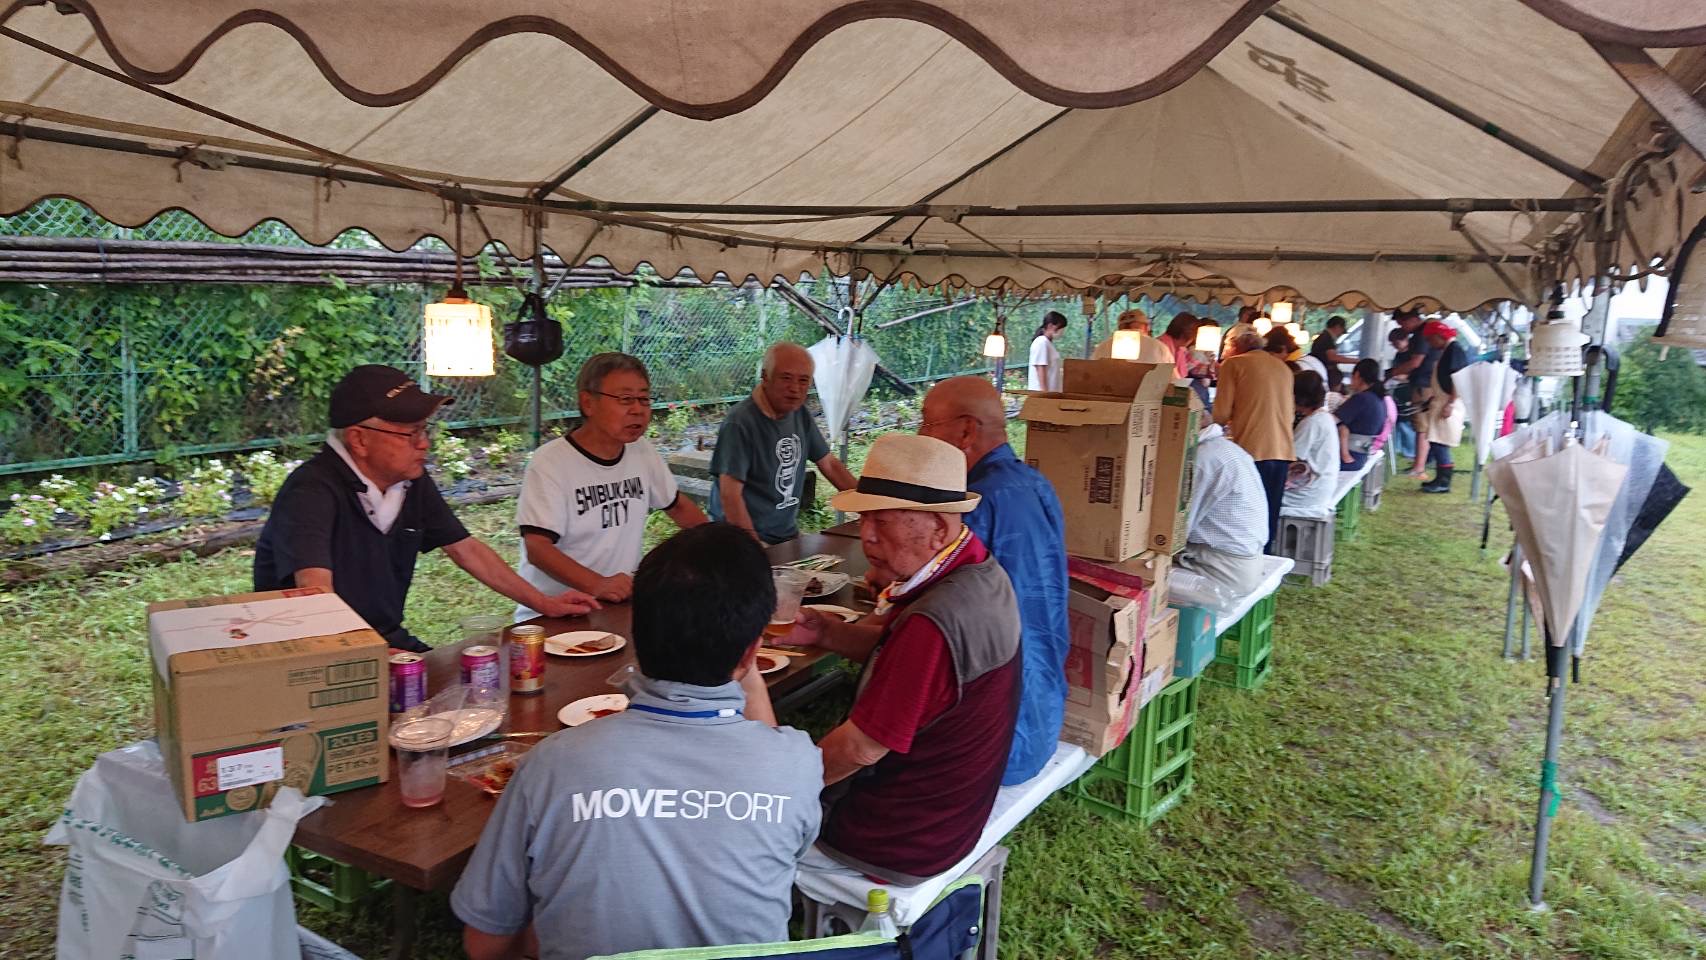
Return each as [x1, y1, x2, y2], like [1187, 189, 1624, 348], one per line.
[2, 200, 1254, 477]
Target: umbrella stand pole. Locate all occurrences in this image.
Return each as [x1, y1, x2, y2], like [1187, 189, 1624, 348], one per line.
[1470, 460, 1482, 500]
[1520, 595, 1533, 660]
[1528, 642, 1570, 910]
[1502, 542, 1523, 659]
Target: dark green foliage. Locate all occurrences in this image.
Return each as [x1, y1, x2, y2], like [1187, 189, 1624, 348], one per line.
[1611, 327, 1706, 434]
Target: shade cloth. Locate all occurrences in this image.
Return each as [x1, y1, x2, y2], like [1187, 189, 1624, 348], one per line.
[3, 1, 1705, 305]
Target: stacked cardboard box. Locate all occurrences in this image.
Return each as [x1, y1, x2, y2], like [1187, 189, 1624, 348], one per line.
[1060, 579, 1144, 756]
[149, 587, 390, 822]
[1027, 359, 1199, 752]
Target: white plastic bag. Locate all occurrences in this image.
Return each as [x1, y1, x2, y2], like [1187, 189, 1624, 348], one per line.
[43, 740, 325, 960]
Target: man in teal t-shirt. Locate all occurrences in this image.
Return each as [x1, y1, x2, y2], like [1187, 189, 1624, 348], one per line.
[710, 342, 856, 543]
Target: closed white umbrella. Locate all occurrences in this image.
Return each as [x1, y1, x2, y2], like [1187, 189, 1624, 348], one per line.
[1457, 360, 1518, 498]
[807, 335, 878, 446]
[1487, 428, 1631, 911]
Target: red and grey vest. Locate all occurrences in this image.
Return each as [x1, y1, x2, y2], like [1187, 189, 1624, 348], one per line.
[821, 555, 1022, 883]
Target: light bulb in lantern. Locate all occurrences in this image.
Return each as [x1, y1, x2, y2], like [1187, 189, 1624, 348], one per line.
[982, 332, 1007, 358]
[1269, 301, 1294, 327]
[1110, 329, 1144, 360]
[424, 291, 495, 377]
[1285, 322, 1306, 344]
[1254, 316, 1273, 335]
[1194, 323, 1222, 353]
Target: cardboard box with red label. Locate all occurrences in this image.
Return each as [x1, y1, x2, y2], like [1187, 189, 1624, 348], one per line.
[148, 587, 389, 821]
[1068, 550, 1171, 625]
[1061, 578, 1145, 756]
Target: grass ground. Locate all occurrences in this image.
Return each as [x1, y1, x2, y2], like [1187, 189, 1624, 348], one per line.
[1, 434, 1702, 958]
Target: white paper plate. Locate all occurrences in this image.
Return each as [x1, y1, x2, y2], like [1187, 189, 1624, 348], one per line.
[559, 693, 630, 727]
[801, 572, 851, 598]
[803, 603, 862, 622]
[389, 707, 504, 749]
[545, 631, 627, 657]
[755, 652, 789, 675]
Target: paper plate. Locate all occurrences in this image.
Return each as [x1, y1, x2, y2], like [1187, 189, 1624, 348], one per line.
[390, 706, 504, 749]
[559, 693, 630, 727]
[545, 631, 627, 657]
[804, 603, 862, 622]
[801, 572, 851, 598]
[755, 653, 788, 675]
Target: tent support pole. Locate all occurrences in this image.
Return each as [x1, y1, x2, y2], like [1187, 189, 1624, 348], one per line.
[1470, 460, 1482, 500]
[531, 366, 543, 450]
[1529, 642, 1571, 909]
[1520, 595, 1533, 660]
[1588, 41, 1706, 186]
[1502, 542, 1523, 659]
[1266, 11, 1602, 189]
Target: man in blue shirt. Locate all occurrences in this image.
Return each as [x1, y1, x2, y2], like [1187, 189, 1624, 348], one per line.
[919, 376, 1069, 784]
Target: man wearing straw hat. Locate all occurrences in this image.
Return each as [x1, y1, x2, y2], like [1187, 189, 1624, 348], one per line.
[786, 433, 1022, 883]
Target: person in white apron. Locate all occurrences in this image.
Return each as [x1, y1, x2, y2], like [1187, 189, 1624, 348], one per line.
[1417, 321, 1469, 493]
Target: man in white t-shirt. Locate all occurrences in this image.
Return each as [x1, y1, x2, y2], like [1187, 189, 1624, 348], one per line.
[515, 353, 708, 617]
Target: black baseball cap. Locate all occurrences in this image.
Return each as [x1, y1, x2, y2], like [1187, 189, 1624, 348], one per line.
[328, 365, 454, 428]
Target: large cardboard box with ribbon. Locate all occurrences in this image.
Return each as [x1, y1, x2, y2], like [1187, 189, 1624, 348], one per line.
[148, 588, 389, 821]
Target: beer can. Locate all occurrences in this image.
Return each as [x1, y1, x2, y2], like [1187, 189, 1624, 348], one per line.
[460, 644, 501, 691]
[389, 652, 427, 714]
[508, 625, 546, 695]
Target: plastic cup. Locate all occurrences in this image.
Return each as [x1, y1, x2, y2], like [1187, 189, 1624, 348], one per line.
[460, 614, 507, 645]
[393, 716, 454, 808]
[771, 568, 812, 627]
[461, 613, 512, 710]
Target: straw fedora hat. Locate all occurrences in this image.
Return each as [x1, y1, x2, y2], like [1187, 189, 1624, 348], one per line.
[831, 434, 982, 514]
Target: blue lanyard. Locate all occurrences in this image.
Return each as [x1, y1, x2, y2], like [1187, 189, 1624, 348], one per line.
[627, 703, 741, 720]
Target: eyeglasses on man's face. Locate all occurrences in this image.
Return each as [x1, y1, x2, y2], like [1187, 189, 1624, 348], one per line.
[354, 422, 437, 443]
[592, 391, 654, 409]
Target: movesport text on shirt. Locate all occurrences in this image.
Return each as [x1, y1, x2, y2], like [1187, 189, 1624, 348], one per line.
[570, 786, 795, 823]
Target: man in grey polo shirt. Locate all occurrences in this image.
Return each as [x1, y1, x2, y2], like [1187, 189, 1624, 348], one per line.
[453, 523, 822, 960]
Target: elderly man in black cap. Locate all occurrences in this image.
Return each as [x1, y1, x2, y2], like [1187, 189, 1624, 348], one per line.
[255, 365, 598, 651]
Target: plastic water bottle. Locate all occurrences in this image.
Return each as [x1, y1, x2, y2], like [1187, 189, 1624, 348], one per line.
[859, 888, 899, 937]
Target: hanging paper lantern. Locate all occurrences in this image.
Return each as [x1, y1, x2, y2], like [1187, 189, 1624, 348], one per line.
[424, 293, 495, 377]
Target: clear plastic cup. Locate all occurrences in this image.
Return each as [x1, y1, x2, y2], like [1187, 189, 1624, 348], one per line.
[771, 568, 812, 628]
[392, 716, 454, 808]
[461, 613, 511, 714]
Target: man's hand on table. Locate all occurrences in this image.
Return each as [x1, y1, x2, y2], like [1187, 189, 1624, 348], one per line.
[591, 573, 634, 603]
[537, 589, 602, 618]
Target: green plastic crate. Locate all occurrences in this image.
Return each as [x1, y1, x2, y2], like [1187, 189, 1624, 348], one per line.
[1073, 676, 1198, 824]
[286, 846, 390, 917]
[1204, 590, 1275, 690]
[1334, 480, 1363, 543]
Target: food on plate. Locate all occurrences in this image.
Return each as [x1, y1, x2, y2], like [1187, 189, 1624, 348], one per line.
[567, 635, 616, 654]
[589, 707, 622, 719]
[468, 756, 519, 794]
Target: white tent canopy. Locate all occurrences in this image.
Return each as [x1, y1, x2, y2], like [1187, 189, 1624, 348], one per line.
[2, 0, 1704, 308]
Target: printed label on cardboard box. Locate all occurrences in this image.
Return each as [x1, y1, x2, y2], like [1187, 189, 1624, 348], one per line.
[216, 745, 283, 792]
[189, 721, 383, 821]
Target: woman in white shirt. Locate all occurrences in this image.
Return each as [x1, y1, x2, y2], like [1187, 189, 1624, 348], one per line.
[1281, 370, 1341, 518]
[1027, 311, 1069, 392]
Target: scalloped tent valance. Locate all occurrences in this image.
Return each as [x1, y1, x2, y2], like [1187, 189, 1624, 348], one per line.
[2, 0, 1704, 309]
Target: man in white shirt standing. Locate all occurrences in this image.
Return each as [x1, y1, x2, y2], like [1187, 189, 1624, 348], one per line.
[514, 353, 707, 616]
[1177, 422, 1269, 596]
